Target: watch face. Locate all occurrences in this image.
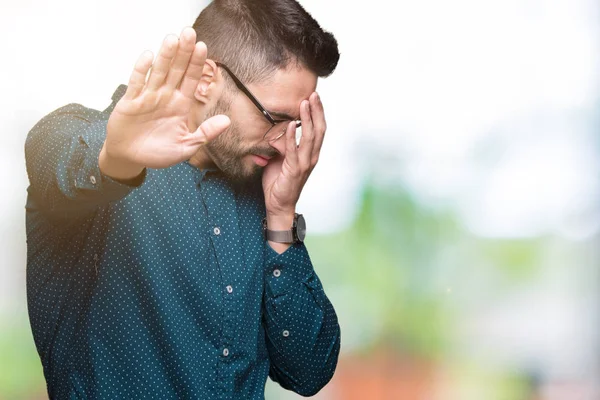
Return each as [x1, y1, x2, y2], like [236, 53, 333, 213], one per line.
[295, 214, 306, 242]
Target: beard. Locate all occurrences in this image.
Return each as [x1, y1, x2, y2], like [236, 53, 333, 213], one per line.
[202, 96, 273, 186]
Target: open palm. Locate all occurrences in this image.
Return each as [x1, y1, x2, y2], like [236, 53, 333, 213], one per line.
[104, 27, 230, 171]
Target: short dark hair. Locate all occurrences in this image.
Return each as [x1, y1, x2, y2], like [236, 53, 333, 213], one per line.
[192, 0, 340, 86]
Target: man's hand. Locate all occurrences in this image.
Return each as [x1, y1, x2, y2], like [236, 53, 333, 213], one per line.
[262, 92, 326, 242]
[100, 27, 230, 180]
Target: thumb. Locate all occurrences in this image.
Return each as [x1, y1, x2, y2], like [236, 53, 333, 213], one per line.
[191, 114, 231, 145]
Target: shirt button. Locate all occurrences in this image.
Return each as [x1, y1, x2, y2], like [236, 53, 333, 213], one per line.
[90, 175, 97, 185]
[273, 269, 281, 277]
[282, 330, 290, 337]
[226, 285, 233, 294]
[222, 348, 229, 357]
[213, 227, 221, 235]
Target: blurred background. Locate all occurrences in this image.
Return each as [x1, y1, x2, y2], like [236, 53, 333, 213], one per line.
[1, 0, 599, 399]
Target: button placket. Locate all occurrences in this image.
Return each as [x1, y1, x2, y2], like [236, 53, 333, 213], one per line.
[200, 178, 241, 369]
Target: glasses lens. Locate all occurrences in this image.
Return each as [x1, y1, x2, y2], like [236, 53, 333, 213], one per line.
[264, 121, 302, 143]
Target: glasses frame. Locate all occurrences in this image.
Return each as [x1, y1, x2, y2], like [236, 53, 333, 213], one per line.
[215, 62, 301, 142]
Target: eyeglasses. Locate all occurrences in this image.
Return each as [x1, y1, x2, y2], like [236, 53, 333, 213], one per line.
[215, 62, 301, 143]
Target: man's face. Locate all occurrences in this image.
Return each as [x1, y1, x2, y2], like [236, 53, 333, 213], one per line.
[203, 64, 317, 184]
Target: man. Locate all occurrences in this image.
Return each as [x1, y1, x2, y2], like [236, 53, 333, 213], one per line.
[24, 0, 340, 398]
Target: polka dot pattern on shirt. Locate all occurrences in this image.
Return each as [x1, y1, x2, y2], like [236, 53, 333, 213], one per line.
[24, 85, 341, 399]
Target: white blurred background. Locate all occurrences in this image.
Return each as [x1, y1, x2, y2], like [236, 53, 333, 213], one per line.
[1, 0, 599, 399]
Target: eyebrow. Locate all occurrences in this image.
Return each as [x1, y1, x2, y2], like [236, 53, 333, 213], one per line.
[268, 110, 299, 121]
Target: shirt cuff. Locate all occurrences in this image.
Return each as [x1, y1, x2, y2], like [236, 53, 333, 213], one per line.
[264, 241, 316, 298]
[74, 119, 146, 202]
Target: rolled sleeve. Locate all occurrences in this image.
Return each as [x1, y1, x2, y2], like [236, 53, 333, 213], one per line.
[25, 104, 145, 220]
[262, 241, 341, 396]
[75, 119, 146, 199]
[264, 242, 316, 298]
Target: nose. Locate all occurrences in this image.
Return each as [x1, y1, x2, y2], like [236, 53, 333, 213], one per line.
[268, 135, 287, 156]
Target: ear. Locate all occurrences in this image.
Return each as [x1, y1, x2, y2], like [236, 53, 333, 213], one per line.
[194, 59, 219, 104]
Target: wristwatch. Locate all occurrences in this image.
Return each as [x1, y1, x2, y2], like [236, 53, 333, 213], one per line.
[262, 213, 306, 244]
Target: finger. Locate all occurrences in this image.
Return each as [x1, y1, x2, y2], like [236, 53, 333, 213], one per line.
[124, 50, 153, 100]
[187, 114, 231, 146]
[297, 100, 315, 168]
[309, 92, 326, 164]
[284, 120, 299, 171]
[146, 34, 178, 91]
[179, 41, 208, 99]
[165, 27, 196, 89]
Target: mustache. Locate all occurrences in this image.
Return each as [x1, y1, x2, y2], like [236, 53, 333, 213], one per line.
[247, 147, 279, 159]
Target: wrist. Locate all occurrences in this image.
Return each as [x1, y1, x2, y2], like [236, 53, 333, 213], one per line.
[266, 210, 295, 230]
[264, 211, 296, 254]
[99, 144, 145, 181]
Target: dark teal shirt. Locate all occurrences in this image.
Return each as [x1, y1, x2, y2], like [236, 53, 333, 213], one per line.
[24, 85, 340, 400]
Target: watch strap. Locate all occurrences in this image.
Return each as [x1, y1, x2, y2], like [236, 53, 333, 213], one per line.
[265, 229, 295, 243]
